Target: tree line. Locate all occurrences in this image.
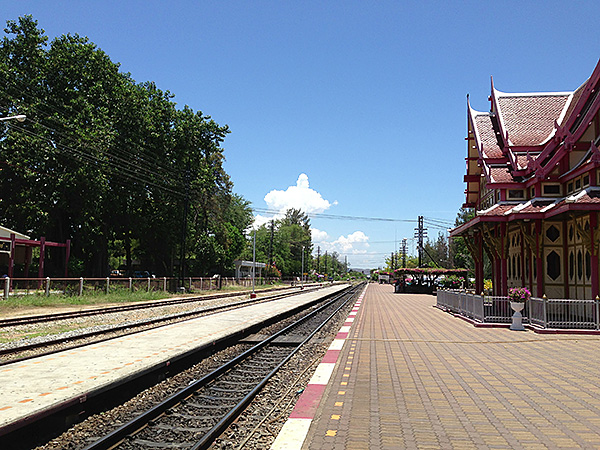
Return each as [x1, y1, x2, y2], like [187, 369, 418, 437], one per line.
[0, 16, 255, 277]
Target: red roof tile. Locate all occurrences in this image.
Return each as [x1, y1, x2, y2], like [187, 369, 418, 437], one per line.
[489, 166, 514, 183]
[496, 93, 570, 146]
[473, 114, 503, 159]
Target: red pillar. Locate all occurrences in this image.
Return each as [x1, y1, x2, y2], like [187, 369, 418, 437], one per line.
[476, 233, 484, 293]
[500, 223, 508, 296]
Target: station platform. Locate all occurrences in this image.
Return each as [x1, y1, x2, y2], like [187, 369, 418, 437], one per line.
[0, 284, 348, 437]
[273, 283, 600, 449]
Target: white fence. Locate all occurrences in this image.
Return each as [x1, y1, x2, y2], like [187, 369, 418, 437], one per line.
[1, 276, 286, 299]
[436, 290, 600, 330]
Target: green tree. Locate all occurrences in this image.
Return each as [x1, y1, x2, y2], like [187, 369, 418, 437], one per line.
[0, 15, 250, 278]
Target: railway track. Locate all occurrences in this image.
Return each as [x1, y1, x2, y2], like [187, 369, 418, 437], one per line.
[0, 286, 322, 365]
[0, 284, 315, 328]
[81, 283, 362, 450]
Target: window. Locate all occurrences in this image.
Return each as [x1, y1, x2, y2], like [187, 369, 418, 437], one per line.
[547, 251, 561, 281]
[575, 178, 581, 190]
[567, 182, 574, 194]
[508, 189, 524, 199]
[583, 174, 590, 187]
[542, 184, 561, 196]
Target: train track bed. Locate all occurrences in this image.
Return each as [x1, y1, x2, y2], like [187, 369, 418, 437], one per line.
[29, 284, 362, 450]
[0, 287, 322, 364]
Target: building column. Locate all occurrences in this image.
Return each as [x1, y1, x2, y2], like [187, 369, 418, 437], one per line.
[476, 233, 484, 294]
[500, 223, 508, 296]
[591, 213, 599, 299]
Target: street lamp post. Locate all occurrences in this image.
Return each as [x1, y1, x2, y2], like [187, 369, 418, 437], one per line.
[0, 114, 26, 123]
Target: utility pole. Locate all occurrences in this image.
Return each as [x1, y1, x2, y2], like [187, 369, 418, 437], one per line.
[414, 216, 427, 267]
[268, 220, 274, 266]
[179, 168, 190, 289]
[401, 238, 407, 268]
[317, 246, 321, 273]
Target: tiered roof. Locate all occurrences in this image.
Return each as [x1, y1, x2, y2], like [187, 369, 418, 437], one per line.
[455, 59, 600, 235]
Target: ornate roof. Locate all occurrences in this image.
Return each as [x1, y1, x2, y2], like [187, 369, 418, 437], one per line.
[495, 91, 572, 147]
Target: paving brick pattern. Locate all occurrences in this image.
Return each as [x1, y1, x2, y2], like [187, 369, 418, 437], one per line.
[302, 283, 600, 449]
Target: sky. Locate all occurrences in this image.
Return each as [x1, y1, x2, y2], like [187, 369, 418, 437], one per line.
[3, 1, 600, 269]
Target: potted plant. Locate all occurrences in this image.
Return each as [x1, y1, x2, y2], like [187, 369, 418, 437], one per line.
[508, 287, 530, 330]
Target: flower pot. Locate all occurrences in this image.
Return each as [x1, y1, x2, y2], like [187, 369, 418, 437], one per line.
[509, 301, 525, 331]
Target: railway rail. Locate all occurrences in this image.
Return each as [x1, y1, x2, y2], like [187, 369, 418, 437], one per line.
[0, 286, 322, 365]
[81, 283, 362, 450]
[0, 284, 316, 328]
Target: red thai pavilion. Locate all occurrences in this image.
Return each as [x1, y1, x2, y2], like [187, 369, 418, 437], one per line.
[452, 59, 600, 299]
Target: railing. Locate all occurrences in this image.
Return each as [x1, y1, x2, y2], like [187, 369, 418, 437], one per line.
[437, 290, 600, 330]
[1, 276, 287, 299]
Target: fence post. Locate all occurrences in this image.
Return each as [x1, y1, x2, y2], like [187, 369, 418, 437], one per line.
[594, 295, 600, 330]
[45, 277, 51, 297]
[163, 277, 167, 292]
[3, 277, 9, 300]
[106, 277, 110, 295]
[189, 277, 192, 291]
[147, 277, 151, 292]
[79, 277, 84, 296]
[543, 294, 548, 329]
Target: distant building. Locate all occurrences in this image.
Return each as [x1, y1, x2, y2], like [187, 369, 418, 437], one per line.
[349, 268, 371, 276]
[233, 260, 266, 279]
[451, 59, 600, 299]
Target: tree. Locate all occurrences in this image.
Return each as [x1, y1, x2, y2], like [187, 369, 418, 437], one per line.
[241, 208, 313, 278]
[0, 15, 251, 277]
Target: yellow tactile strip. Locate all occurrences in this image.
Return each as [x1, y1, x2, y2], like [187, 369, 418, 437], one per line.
[303, 283, 600, 449]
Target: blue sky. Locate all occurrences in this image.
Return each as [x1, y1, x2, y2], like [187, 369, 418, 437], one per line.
[3, 1, 600, 269]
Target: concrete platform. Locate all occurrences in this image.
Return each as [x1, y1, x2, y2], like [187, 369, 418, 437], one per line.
[0, 284, 348, 436]
[273, 283, 600, 449]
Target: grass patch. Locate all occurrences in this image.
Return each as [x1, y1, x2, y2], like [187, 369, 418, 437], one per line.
[0, 288, 171, 313]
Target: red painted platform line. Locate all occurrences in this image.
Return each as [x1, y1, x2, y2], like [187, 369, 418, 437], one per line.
[269, 284, 368, 450]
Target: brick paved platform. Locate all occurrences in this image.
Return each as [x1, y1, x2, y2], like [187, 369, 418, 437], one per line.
[282, 283, 600, 449]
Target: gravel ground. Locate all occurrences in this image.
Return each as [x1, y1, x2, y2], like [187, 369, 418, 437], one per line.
[0, 292, 283, 363]
[28, 288, 358, 450]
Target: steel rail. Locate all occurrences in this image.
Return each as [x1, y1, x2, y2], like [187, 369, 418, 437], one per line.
[0, 287, 321, 364]
[0, 284, 316, 328]
[81, 283, 361, 450]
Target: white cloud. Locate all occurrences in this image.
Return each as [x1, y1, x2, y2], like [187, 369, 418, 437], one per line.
[332, 231, 370, 253]
[313, 230, 371, 259]
[311, 227, 329, 242]
[264, 173, 336, 215]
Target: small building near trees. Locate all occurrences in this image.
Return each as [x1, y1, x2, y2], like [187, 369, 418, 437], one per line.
[452, 59, 600, 299]
[0, 225, 70, 279]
